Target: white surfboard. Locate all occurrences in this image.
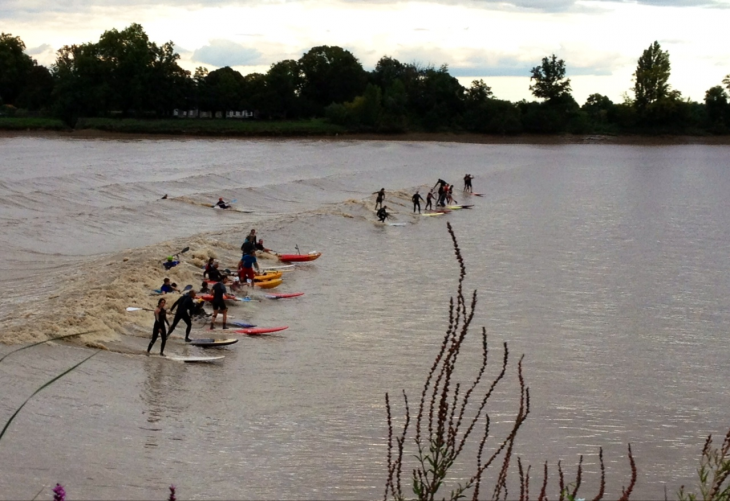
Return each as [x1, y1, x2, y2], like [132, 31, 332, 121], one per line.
[166, 355, 225, 363]
[388, 222, 407, 226]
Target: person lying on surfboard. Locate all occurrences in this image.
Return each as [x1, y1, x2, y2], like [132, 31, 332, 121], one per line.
[159, 278, 179, 294]
[215, 197, 231, 209]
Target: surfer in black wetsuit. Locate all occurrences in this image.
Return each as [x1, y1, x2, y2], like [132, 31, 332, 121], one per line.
[168, 290, 197, 342]
[207, 262, 224, 282]
[463, 174, 474, 192]
[241, 229, 256, 254]
[216, 198, 231, 209]
[377, 206, 390, 222]
[210, 278, 229, 330]
[425, 192, 434, 211]
[374, 188, 385, 210]
[412, 191, 425, 213]
[148, 298, 170, 356]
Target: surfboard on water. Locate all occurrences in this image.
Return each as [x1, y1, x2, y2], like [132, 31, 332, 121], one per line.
[230, 320, 256, 328]
[388, 222, 407, 226]
[188, 338, 239, 347]
[235, 326, 289, 335]
[265, 292, 304, 299]
[166, 355, 225, 363]
[422, 212, 445, 217]
[469, 193, 484, 197]
[261, 264, 295, 272]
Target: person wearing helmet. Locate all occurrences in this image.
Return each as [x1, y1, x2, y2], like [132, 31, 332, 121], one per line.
[162, 256, 179, 270]
[216, 197, 231, 209]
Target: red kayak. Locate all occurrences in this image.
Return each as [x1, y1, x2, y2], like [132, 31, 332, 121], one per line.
[235, 326, 289, 335]
[278, 251, 321, 262]
[265, 292, 304, 299]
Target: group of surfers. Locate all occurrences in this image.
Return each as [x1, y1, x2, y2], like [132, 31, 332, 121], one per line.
[147, 227, 272, 355]
[375, 175, 476, 221]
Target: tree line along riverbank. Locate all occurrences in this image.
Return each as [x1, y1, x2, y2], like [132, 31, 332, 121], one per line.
[2, 25, 730, 136]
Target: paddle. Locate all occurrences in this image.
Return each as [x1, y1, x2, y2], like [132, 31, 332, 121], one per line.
[127, 307, 153, 312]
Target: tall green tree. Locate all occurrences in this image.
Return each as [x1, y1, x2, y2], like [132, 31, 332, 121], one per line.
[529, 54, 572, 102]
[704, 85, 728, 126]
[633, 41, 671, 110]
[263, 60, 302, 118]
[298, 45, 367, 112]
[465, 79, 493, 104]
[204, 66, 245, 114]
[0, 33, 35, 105]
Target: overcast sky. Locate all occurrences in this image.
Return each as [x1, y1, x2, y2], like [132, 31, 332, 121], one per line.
[3, 0, 729, 103]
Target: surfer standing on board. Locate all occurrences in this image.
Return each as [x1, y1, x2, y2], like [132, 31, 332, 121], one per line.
[210, 277, 229, 330]
[425, 192, 434, 211]
[374, 188, 385, 210]
[147, 298, 170, 356]
[412, 191, 425, 213]
[463, 174, 474, 192]
[168, 290, 197, 342]
[239, 249, 261, 286]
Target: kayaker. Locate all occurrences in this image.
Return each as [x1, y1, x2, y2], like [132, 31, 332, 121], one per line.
[161, 194, 168, 200]
[147, 298, 170, 356]
[159, 278, 178, 294]
[216, 197, 231, 209]
[210, 277, 229, 330]
[208, 262, 224, 282]
[168, 290, 197, 342]
[241, 229, 257, 254]
[239, 249, 260, 285]
[374, 188, 385, 210]
[162, 256, 179, 270]
[412, 191, 425, 213]
[202, 257, 215, 279]
[377, 206, 390, 222]
[425, 192, 434, 211]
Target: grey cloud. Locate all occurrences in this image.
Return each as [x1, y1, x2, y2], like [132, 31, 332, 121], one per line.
[192, 39, 262, 67]
[2, 0, 729, 16]
[26, 43, 52, 55]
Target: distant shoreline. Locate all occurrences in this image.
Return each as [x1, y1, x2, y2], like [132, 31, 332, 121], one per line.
[3, 128, 730, 145]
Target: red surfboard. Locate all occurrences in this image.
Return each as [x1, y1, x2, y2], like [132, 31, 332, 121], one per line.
[265, 292, 304, 299]
[235, 326, 289, 335]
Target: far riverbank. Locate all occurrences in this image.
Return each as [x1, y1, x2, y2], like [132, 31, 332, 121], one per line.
[3, 120, 730, 145]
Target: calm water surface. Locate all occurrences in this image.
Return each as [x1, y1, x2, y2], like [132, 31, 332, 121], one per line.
[1, 138, 729, 499]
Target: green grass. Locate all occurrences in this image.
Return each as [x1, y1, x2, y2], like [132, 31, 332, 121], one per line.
[0, 117, 68, 131]
[76, 117, 348, 136]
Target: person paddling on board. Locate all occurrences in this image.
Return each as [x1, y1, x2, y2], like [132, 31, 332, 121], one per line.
[159, 278, 178, 294]
[161, 194, 168, 200]
[147, 298, 170, 356]
[168, 290, 197, 342]
[216, 197, 231, 209]
[412, 190, 425, 214]
[377, 206, 390, 222]
[425, 192, 434, 211]
[210, 277, 229, 330]
[373, 188, 385, 210]
[239, 249, 261, 287]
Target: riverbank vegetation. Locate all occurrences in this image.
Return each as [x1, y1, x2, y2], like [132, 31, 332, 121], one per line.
[2, 25, 730, 137]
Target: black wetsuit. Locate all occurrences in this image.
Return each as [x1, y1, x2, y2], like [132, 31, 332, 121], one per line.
[437, 186, 446, 207]
[377, 208, 389, 222]
[425, 193, 434, 210]
[212, 282, 228, 311]
[216, 200, 230, 209]
[375, 190, 385, 210]
[412, 193, 424, 213]
[241, 236, 255, 254]
[168, 294, 195, 341]
[148, 308, 170, 355]
[208, 266, 224, 282]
